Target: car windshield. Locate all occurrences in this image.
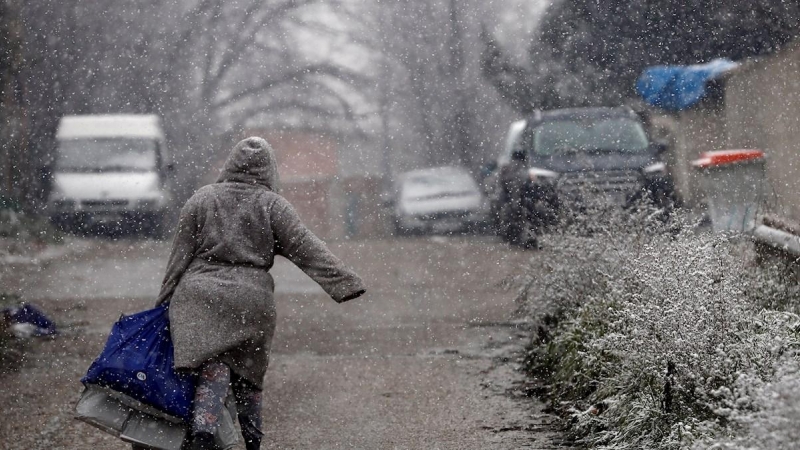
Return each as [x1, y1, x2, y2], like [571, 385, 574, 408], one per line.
[56, 138, 158, 172]
[532, 117, 649, 156]
[401, 170, 478, 200]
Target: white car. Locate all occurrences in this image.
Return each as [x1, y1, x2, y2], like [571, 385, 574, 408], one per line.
[391, 166, 489, 235]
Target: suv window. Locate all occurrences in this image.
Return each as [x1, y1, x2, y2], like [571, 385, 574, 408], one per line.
[529, 117, 649, 156]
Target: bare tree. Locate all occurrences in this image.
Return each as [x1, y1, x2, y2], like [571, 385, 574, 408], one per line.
[482, 0, 800, 111]
[113, 0, 372, 195]
[12, 0, 371, 205]
[9, 0, 521, 207]
[0, 0, 27, 208]
[364, 0, 515, 175]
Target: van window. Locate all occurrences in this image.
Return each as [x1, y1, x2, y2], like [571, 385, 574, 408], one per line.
[56, 138, 158, 172]
[531, 118, 649, 156]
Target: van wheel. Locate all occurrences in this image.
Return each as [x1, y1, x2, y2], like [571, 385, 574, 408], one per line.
[393, 219, 411, 237]
[143, 213, 167, 239]
[51, 216, 73, 233]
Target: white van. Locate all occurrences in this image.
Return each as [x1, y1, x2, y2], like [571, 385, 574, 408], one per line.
[48, 114, 173, 235]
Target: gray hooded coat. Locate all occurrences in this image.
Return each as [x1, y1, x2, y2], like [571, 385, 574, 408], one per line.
[155, 137, 366, 388]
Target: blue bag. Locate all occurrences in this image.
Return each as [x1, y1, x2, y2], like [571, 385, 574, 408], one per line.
[81, 303, 196, 422]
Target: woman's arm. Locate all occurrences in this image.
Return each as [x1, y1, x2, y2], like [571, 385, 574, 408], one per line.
[155, 200, 201, 305]
[271, 198, 365, 303]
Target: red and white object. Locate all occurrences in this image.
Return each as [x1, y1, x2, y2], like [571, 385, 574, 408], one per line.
[692, 149, 766, 233]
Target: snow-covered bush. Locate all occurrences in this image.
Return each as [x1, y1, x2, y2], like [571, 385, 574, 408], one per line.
[743, 255, 800, 314]
[692, 356, 800, 450]
[518, 203, 800, 449]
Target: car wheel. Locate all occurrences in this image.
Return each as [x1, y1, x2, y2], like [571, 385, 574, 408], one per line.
[500, 202, 540, 248]
[498, 201, 520, 243]
[520, 224, 540, 249]
[489, 199, 507, 235]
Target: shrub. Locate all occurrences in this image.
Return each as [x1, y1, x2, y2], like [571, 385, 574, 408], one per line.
[699, 356, 800, 450]
[518, 204, 800, 449]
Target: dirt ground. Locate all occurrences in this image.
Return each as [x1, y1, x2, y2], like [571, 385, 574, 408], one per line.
[0, 235, 563, 449]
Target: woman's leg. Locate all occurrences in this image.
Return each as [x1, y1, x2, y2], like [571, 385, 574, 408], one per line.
[191, 361, 231, 449]
[232, 374, 264, 450]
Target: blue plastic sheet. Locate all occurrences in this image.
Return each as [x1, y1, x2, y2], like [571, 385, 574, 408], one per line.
[82, 303, 196, 422]
[636, 59, 739, 111]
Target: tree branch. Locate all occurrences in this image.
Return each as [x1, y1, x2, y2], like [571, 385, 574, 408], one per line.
[212, 63, 365, 111]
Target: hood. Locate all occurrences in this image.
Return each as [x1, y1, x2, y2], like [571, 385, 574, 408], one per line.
[400, 194, 484, 217]
[531, 151, 658, 173]
[216, 137, 279, 191]
[51, 172, 166, 201]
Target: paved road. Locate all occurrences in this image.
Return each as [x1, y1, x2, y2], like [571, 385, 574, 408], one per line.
[0, 236, 561, 449]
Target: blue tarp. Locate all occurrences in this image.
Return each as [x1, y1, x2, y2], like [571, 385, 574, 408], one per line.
[636, 59, 739, 111]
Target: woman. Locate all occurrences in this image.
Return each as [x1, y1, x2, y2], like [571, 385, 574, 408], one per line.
[155, 137, 366, 449]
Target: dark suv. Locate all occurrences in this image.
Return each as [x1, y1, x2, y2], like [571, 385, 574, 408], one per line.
[490, 106, 675, 245]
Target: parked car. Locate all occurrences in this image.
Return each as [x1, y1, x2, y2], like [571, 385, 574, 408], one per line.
[389, 166, 489, 235]
[490, 106, 676, 245]
[47, 114, 174, 236]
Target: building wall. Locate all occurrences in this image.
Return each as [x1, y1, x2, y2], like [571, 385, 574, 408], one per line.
[655, 43, 800, 221]
[669, 105, 728, 206]
[280, 176, 386, 240]
[208, 130, 387, 240]
[340, 176, 386, 238]
[264, 132, 339, 180]
[725, 44, 800, 222]
[281, 179, 334, 238]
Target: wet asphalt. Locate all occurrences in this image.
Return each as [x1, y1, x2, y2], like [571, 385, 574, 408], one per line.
[0, 235, 561, 449]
